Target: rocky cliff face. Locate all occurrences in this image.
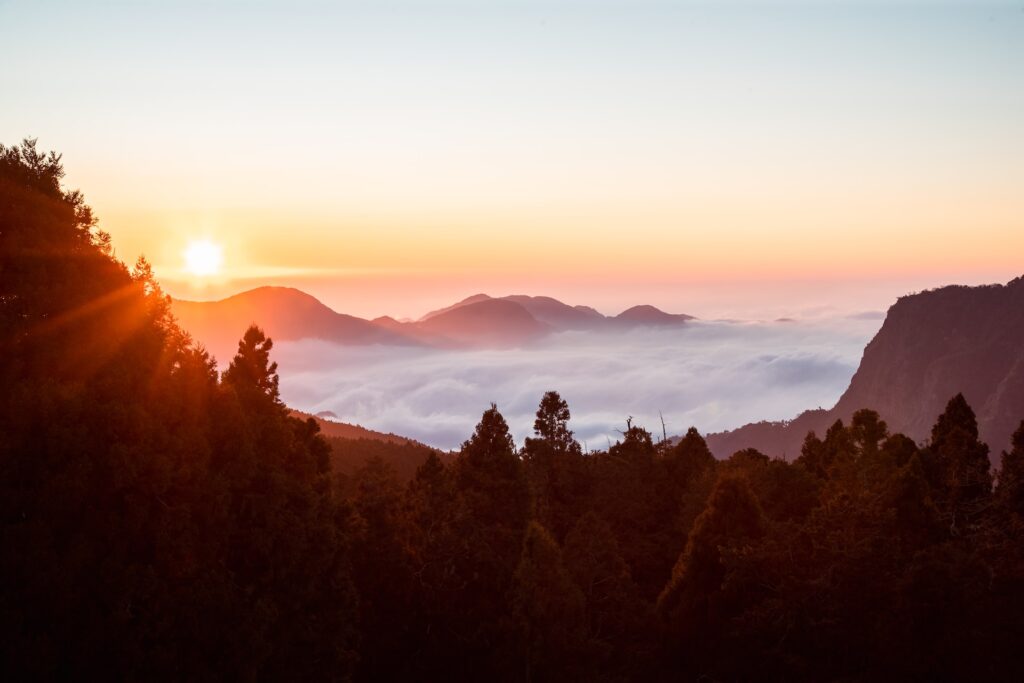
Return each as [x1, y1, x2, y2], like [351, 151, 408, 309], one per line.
[707, 277, 1024, 461]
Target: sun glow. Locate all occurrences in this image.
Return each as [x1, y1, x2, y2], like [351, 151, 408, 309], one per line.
[183, 239, 223, 277]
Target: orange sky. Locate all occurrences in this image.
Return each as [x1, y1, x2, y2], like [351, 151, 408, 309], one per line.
[3, 2, 1021, 318]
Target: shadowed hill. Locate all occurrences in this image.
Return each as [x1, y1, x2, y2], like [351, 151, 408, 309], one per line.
[421, 294, 692, 330]
[290, 409, 425, 445]
[615, 304, 696, 325]
[502, 294, 607, 329]
[290, 410, 454, 483]
[420, 293, 493, 321]
[171, 286, 417, 360]
[172, 287, 696, 352]
[414, 298, 551, 347]
[707, 276, 1024, 459]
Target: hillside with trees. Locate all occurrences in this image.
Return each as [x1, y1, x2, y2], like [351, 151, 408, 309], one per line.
[708, 277, 1024, 460]
[4, 140, 1024, 680]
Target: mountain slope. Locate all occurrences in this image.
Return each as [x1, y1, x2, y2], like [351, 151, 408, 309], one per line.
[173, 286, 697, 351]
[707, 277, 1024, 460]
[291, 409, 425, 445]
[420, 293, 493, 321]
[171, 286, 415, 360]
[414, 298, 551, 347]
[502, 294, 606, 329]
[615, 304, 695, 325]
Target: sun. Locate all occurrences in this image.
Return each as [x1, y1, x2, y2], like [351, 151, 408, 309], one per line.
[183, 239, 223, 277]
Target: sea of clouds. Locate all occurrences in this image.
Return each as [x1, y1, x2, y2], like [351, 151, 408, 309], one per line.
[273, 316, 883, 451]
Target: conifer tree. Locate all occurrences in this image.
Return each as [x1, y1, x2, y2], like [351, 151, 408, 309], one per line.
[222, 325, 283, 410]
[926, 394, 992, 529]
[563, 512, 645, 647]
[456, 403, 531, 533]
[664, 426, 716, 495]
[522, 391, 586, 539]
[448, 405, 532, 675]
[657, 474, 766, 643]
[512, 522, 586, 682]
[350, 457, 415, 680]
[996, 420, 1024, 516]
[886, 453, 941, 545]
[797, 430, 828, 478]
[851, 409, 888, 456]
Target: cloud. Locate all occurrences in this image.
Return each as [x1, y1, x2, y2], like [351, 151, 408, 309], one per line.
[274, 318, 881, 451]
[846, 310, 886, 320]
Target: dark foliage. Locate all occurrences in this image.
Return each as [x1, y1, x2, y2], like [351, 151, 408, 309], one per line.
[1, 140, 357, 680]
[3, 141, 1024, 681]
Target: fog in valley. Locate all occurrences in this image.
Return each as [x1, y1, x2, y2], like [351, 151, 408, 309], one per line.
[275, 314, 883, 450]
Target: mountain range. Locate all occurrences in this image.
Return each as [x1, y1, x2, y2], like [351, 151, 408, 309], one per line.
[707, 276, 1024, 460]
[172, 278, 1024, 459]
[170, 287, 695, 360]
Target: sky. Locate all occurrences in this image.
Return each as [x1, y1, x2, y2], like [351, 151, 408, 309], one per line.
[2, 0, 1022, 319]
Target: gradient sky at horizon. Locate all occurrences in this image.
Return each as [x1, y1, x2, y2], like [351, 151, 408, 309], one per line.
[2, 0, 1022, 319]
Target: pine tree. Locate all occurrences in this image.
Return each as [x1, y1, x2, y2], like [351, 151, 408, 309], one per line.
[512, 522, 586, 682]
[447, 405, 532, 675]
[664, 427, 716, 495]
[221, 325, 283, 411]
[350, 457, 415, 680]
[563, 512, 645, 649]
[657, 474, 766, 644]
[996, 420, 1024, 516]
[851, 409, 888, 458]
[926, 393, 992, 530]
[522, 391, 586, 539]
[456, 403, 531, 534]
[885, 453, 941, 546]
[531, 390, 578, 451]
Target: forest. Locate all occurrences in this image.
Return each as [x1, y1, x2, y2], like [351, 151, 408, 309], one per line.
[3, 139, 1024, 681]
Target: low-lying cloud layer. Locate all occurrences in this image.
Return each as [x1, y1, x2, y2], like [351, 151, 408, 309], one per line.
[275, 318, 882, 451]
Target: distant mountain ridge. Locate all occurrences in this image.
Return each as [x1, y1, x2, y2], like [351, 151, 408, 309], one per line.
[170, 286, 695, 357]
[706, 276, 1024, 459]
[171, 287, 414, 361]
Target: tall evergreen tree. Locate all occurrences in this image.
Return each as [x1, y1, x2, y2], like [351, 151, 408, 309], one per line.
[522, 391, 586, 539]
[350, 457, 415, 680]
[664, 427, 716, 494]
[448, 405, 532, 677]
[221, 324, 283, 411]
[657, 474, 766, 646]
[926, 394, 992, 530]
[563, 510, 649, 675]
[996, 420, 1024, 516]
[511, 522, 586, 682]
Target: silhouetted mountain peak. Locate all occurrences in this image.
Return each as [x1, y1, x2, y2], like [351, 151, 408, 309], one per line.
[416, 298, 549, 347]
[615, 304, 694, 324]
[420, 293, 493, 321]
[171, 287, 416, 361]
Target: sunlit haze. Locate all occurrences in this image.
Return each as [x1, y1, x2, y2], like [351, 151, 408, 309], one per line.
[2, 0, 1022, 319]
[183, 239, 224, 277]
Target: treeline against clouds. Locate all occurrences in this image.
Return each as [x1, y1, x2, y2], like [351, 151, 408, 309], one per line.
[3, 141, 1024, 681]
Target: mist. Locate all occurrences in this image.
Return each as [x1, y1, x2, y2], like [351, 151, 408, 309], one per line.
[273, 316, 882, 451]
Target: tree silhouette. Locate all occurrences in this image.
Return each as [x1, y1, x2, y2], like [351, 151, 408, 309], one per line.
[222, 324, 283, 410]
[522, 391, 587, 540]
[512, 522, 586, 682]
[927, 393, 992, 531]
[997, 421, 1024, 515]
[657, 474, 765, 647]
[6, 138, 1024, 682]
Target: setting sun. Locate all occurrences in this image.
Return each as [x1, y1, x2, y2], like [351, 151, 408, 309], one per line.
[183, 239, 223, 277]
